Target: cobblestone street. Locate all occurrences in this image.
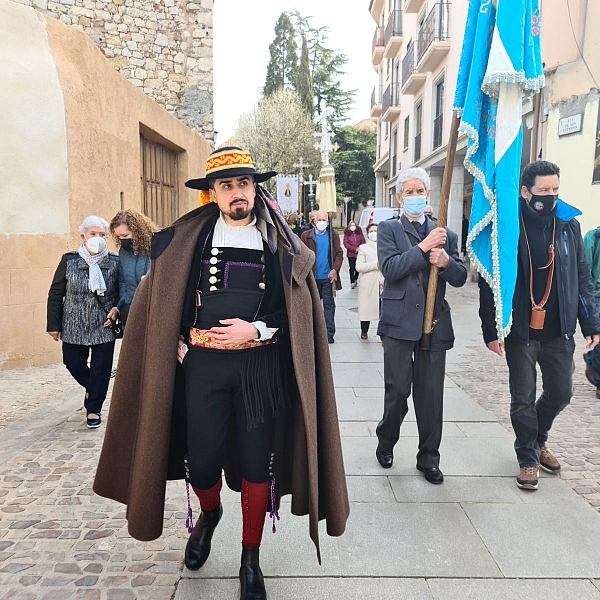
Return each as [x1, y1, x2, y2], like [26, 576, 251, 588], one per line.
[1, 279, 600, 599]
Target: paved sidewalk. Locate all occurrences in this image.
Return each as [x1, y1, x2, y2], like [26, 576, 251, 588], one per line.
[2, 278, 600, 599]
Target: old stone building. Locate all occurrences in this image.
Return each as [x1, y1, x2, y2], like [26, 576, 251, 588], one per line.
[14, 0, 214, 141]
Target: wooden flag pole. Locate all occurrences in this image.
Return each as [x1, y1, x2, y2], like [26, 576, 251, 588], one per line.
[420, 110, 462, 351]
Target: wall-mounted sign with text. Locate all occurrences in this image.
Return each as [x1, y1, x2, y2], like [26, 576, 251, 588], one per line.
[558, 114, 583, 137]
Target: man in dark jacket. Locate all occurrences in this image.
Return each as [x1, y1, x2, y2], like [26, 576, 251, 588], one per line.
[479, 160, 600, 491]
[301, 211, 343, 343]
[375, 168, 467, 484]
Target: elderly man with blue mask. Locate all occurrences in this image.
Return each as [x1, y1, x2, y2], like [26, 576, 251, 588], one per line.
[374, 168, 467, 484]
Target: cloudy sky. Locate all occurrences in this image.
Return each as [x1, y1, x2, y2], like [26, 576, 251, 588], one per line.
[212, 1, 376, 145]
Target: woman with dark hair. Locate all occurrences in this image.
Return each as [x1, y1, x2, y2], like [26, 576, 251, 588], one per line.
[343, 220, 366, 288]
[110, 209, 158, 326]
[47, 215, 119, 428]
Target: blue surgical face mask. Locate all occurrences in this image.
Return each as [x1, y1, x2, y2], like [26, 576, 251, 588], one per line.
[403, 196, 427, 218]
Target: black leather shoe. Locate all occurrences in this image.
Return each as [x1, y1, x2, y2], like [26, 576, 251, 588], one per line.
[417, 465, 444, 484]
[185, 503, 223, 570]
[376, 449, 393, 469]
[328, 337, 335, 344]
[239, 545, 266, 600]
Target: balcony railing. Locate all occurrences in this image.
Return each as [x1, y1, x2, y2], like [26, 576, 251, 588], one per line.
[402, 40, 416, 85]
[382, 81, 401, 116]
[433, 114, 443, 149]
[384, 10, 402, 46]
[371, 85, 383, 108]
[372, 26, 385, 55]
[414, 132, 422, 162]
[417, 3, 449, 65]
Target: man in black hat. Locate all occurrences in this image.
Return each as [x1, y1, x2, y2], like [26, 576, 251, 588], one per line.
[94, 147, 349, 600]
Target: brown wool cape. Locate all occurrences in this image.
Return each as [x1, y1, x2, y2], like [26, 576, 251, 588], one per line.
[93, 201, 349, 562]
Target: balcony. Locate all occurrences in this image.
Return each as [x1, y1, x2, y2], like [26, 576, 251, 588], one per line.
[403, 0, 425, 14]
[414, 132, 422, 162]
[382, 82, 401, 122]
[401, 40, 426, 95]
[371, 85, 383, 118]
[416, 3, 450, 73]
[369, 0, 386, 21]
[384, 10, 403, 58]
[433, 114, 443, 150]
[372, 26, 385, 67]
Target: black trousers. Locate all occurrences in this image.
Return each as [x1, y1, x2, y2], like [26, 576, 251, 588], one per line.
[62, 341, 116, 415]
[376, 336, 446, 468]
[183, 346, 276, 490]
[348, 257, 358, 284]
[505, 336, 574, 466]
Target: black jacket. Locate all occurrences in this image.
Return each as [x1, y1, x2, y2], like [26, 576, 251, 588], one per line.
[479, 201, 600, 345]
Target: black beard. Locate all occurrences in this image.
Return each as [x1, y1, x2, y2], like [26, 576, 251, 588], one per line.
[226, 206, 251, 221]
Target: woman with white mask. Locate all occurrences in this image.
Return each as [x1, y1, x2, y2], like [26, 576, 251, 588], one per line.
[47, 216, 120, 428]
[343, 220, 366, 289]
[356, 223, 384, 339]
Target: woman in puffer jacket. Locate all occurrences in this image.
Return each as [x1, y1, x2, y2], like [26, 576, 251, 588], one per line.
[47, 216, 119, 429]
[343, 220, 366, 288]
[109, 209, 158, 326]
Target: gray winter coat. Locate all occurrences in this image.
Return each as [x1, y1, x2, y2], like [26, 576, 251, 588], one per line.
[47, 252, 119, 346]
[377, 215, 467, 351]
[117, 248, 150, 309]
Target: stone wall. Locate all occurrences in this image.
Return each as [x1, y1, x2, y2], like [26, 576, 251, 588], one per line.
[12, 0, 214, 142]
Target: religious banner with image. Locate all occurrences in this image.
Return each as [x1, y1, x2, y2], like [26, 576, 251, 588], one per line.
[276, 175, 299, 212]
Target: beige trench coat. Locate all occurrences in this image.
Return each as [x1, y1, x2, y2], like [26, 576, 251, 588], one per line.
[356, 240, 384, 322]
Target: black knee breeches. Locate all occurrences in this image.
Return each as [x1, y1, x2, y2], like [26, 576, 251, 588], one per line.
[182, 346, 279, 490]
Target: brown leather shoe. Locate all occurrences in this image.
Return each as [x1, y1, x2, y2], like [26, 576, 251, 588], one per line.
[584, 353, 595, 385]
[539, 446, 560, 473]
[360, 332, 368, 340]
[516, 466, 539, 490]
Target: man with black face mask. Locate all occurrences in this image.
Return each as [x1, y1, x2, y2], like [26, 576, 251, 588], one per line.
[479, 160, 600, 491]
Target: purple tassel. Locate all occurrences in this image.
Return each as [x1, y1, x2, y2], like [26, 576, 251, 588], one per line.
[185, 480, 195, 534]
[269, 477, 280, 533]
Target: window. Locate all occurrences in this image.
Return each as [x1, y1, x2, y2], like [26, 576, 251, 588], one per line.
[433, 76, 445, 149]
[391, 128, 398, 177]
[140, 135, 178, 227]
[403, 115, 410, 150]
[414, 100, 423, 162]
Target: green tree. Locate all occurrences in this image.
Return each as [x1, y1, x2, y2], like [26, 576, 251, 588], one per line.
[312, 44, 355, 128]
[297, 35, 314, 117]
[234, 88, 321, 194]
[331, 125, 376, 212]
[263, 13, 298, 96]
[288, 12, 355, 127]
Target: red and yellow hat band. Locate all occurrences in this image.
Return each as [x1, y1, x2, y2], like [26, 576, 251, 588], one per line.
[205, 149, 255, 176]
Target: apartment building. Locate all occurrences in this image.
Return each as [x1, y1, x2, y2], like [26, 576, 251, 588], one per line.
[369, 0, 600, 237]
[369, 0, 469, 236]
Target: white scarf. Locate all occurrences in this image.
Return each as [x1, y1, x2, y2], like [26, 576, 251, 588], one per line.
[78, 242, 108, 296]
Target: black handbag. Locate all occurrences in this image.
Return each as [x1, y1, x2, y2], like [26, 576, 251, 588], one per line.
[94, 293, 124, 339]
[111, 317, 124, 339]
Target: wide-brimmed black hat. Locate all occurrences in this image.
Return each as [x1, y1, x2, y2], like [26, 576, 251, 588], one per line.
[184, 146, 277, 191]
